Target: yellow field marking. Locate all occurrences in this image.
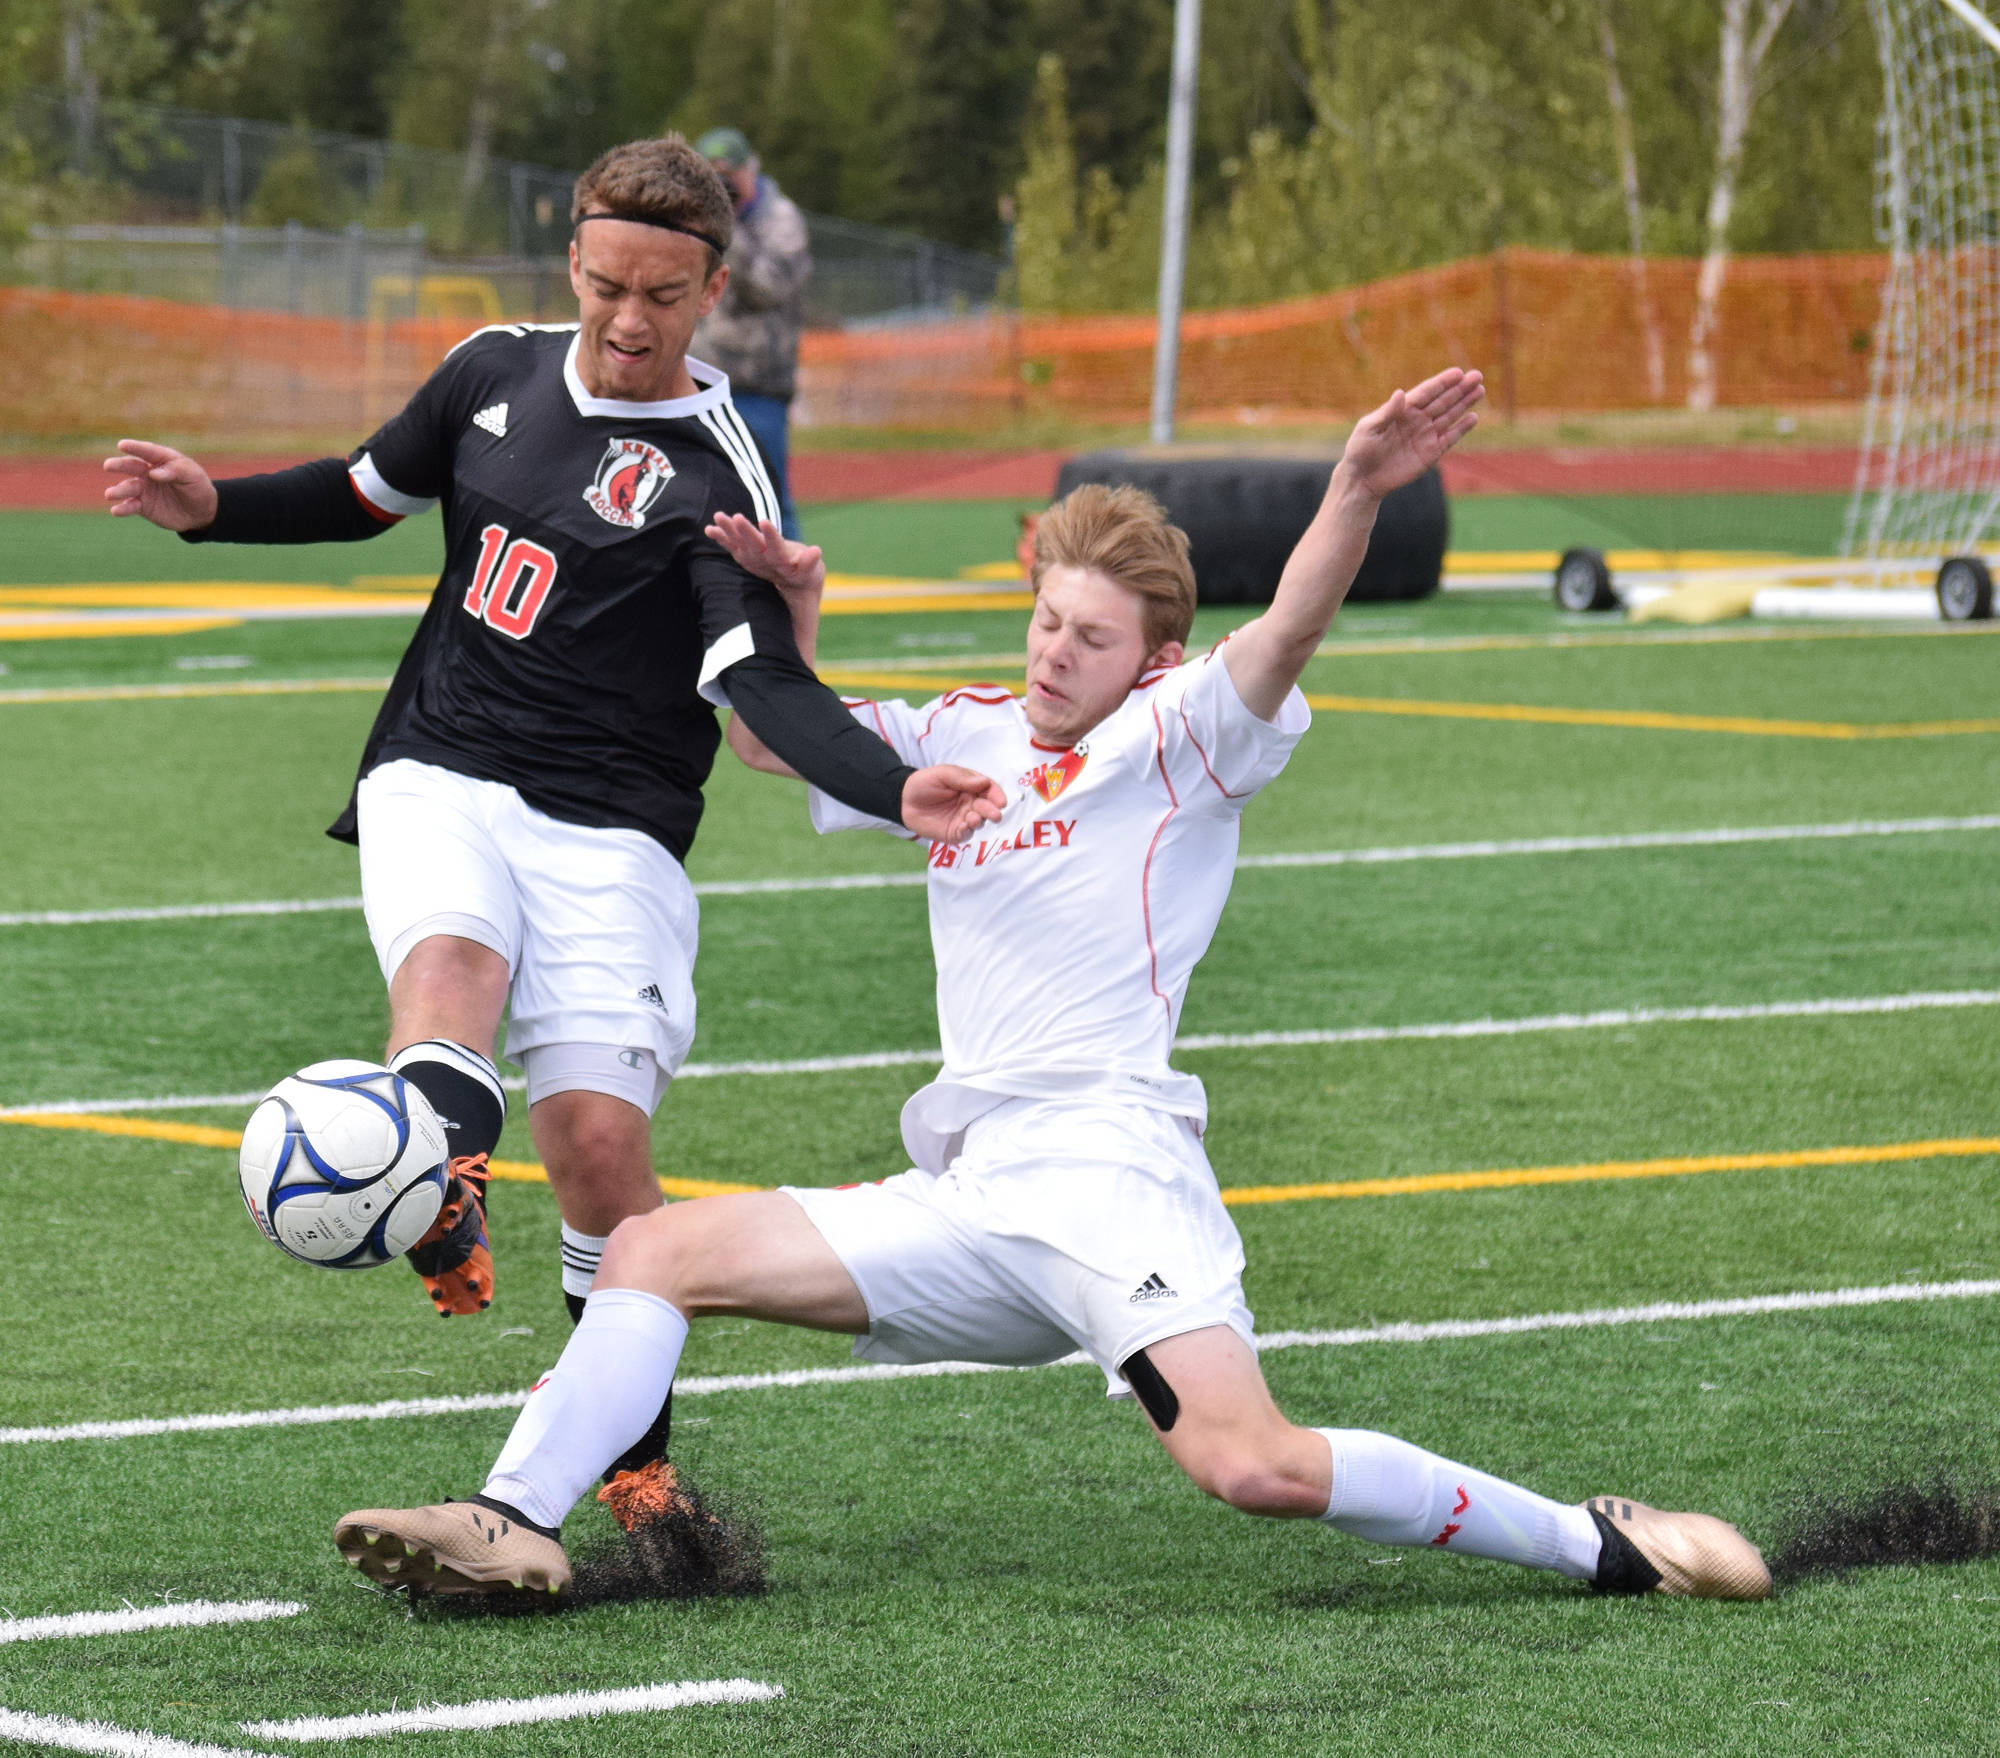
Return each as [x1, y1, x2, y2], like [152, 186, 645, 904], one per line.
[817, 668, 1011, 694]
[0, 676, 390, 706]
[0, 1112, 245, 1149]
[1221, 1135, 2000, 1204]
[4, 1108, 1993, 1208]
[0, 1109, 759, 1200]
[0, 616, 248, 643]
[485, 1156, 763, 1200]
[0, 584, 423, 610]
[960, 561, 1026, 581]
[1444, 548, 1830, 575]
[824, 592, 1034, 616]
[1300, 693, 2000, 740]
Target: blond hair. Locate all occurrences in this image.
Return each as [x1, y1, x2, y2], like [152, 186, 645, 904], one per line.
[571, 136, 735, 270]
[1030, 483, 1197, 652]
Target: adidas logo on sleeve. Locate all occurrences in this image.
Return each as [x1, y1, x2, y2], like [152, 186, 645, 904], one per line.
[472, 403, 509, 437]
[1128, 1272, 1178, 1305]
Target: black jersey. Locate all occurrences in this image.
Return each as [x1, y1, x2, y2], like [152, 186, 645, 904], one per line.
[330, 323, 808, 861]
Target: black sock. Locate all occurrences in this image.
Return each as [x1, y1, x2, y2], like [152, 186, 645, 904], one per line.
[389, 1040, 506, 1163]
[608, 1390, 673, 1479]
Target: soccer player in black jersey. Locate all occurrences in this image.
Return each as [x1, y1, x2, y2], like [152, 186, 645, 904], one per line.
[105, 137, 1004, 1513]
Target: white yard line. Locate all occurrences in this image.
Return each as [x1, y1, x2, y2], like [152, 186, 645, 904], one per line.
[5, 1277, 1994, 1448]
[1232, 813, 2000, 869]
[0, 899, 364, 928]
[1171, 988, 2000, 1052]
[0, 1709, 274, 1758]
[4, 814, 1995, 929]
[0, 1602, 301, 1645]
[238, 1681, 783, 1741]
[5, 986, 1997, 1120]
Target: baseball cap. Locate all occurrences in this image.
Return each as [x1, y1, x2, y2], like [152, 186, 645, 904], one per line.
[696, 128, 754, 170]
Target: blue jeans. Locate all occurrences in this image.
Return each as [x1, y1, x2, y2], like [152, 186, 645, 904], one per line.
[731, 391, 801, 540]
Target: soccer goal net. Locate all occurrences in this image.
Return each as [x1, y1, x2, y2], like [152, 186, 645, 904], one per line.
[1842, 0, 2000, 596]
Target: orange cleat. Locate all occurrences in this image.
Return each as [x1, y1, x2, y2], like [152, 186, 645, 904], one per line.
[596, 1459, 702, 1533]
[407, 1154, 494, 1316]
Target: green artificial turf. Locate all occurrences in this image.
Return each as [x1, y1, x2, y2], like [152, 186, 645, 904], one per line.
[2, 508, 2000, 1753]
[1448, 492, 1854, 556]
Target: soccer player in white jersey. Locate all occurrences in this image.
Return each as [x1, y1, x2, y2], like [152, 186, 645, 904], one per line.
[334, 367, 1771, 1603]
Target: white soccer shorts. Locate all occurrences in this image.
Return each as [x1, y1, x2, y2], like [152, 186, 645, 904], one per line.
[786, 1096, 1256, 1398]
[355, 759, 699, 1102]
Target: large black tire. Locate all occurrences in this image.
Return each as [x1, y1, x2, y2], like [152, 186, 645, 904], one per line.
[1936, 555, 1994, 621]
[1553, 547, 1617, 613]
[1051, 452, 1448, 604]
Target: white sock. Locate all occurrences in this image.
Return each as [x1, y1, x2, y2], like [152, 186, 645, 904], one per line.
[559, 1224, 609, 1301]
[1315, 1428, 1603, 1580]
[483, 1288, 689, 1530]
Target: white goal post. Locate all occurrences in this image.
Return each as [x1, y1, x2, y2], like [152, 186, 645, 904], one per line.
[1843, 0, 2000, 607]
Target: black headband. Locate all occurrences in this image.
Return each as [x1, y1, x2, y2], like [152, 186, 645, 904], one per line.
[574, 211, 728, 256]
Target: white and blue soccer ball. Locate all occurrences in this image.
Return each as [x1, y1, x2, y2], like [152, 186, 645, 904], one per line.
[238, 1060, 450, 1268]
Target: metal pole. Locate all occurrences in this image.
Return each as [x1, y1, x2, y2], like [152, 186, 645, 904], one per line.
[1149, 0, 1202, 446]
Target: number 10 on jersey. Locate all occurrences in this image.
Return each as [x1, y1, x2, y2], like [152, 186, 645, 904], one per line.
[464, 524, 558, 639]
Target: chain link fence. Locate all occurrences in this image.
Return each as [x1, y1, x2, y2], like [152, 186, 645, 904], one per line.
[2, 87, 1005, 325]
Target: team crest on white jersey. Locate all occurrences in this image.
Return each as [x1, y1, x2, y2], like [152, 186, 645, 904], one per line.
[1020, 740, 1088, 804]
[583, 437, 675, 529]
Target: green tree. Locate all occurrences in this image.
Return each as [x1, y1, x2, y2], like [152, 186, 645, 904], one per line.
[875, 0, 1033, 251]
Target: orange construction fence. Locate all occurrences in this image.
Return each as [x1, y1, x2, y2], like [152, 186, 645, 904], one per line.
[1, 247, 1888, 444]
[798, 248, 1888, 428]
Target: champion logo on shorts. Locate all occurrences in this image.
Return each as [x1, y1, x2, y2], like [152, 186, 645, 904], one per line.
[1128, 1272, 1178, 1305]
[637, 983, 667, 1011]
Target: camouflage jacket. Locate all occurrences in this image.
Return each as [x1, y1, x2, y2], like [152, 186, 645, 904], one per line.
[694, 177, 811, 401]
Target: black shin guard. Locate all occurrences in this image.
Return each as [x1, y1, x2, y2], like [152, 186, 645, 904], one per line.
[389, 1039, 505, 1161]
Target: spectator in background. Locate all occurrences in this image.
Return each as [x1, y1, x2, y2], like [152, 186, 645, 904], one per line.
[694, 128, 811, 540]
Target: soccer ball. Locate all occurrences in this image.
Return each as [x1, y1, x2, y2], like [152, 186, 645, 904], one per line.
[238, 1060, 450, 1268]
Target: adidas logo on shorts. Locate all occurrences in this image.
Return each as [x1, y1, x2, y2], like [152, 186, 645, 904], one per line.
[472, 403, 509, 437]
[1128, 1272, 1178, 1305]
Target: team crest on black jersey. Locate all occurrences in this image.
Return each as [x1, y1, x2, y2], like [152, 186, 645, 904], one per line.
[583, 437, 675, 529]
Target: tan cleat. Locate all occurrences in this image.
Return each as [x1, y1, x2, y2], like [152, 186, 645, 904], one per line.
[333, 1500, 571, 1599]
[1584, 1495, 1772, 1600]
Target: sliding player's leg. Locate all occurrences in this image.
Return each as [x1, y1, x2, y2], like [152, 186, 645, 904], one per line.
[1136, 1325, 1770, 1598]
[333, 1192, 866, 1594]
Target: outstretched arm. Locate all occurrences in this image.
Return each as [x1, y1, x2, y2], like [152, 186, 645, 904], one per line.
[104, 441, 399, 544]
[1222, 368, 1483, 722]
[103, 440, 219, 531]
[706, 511, 1006, 843]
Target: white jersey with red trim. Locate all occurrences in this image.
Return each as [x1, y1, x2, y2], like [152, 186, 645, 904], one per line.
[809, 648, 1310, 1170]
